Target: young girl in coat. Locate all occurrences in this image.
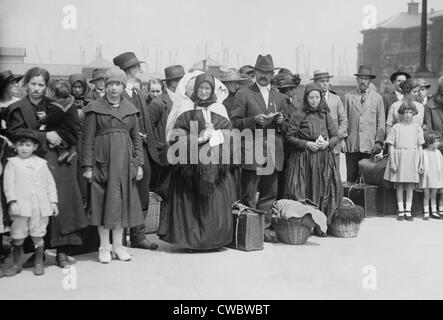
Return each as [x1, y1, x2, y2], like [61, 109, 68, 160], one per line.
[384, 99, 425, 221]
[3, 129, 58, 277]
[419, 133, 443, 220]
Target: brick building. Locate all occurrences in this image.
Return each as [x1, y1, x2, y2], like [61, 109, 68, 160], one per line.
[358, 1, 443, 90]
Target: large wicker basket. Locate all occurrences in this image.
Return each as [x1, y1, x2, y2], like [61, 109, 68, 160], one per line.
[275, 219, 312, 245]
[328, 221, 361, 238]
[145, 192, 162, 234]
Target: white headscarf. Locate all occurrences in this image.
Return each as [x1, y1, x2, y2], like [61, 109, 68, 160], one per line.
[165, 70, 230, 141]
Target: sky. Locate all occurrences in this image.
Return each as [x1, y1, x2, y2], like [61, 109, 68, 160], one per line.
[1, 0, 443, 76]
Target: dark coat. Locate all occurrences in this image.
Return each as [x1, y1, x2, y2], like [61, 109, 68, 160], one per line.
[148, 92, 173, 166]
[231, 83, 289, 172]
[382, 92, 398, 120]
[85, 89, 104, 101]
[423, 97, 443, 153]
[6, 96, 88, 241]
[81, 98, 144, 229]
[222, 92, 236, 118]
[122, 89, 159, 164]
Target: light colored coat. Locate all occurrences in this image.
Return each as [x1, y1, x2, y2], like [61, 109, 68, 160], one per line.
[3, 156, 57, 217]
[325, 91, 348, 154]
[344, 89, 385, 154]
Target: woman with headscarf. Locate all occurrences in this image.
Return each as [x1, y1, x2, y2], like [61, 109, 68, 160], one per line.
[283, 83, 343, 236]
[158, 71, 236, 250]
[386, 78, 424, 135]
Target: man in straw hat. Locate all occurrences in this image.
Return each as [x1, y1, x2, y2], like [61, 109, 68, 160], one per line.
[113, 51, 158, 250]
[382, 69, 411, 119]
[219, 68, 249, 118]
[86, 68, 106, 101]
[312, 70, 348, 168]
[344, 65, 385, 183]
[148, 65, 185, 197]
[231, 54, 289, 243]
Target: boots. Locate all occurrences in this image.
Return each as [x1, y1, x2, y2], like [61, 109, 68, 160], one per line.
[33, 246, 45, 276]
[4, 245, 24, 277]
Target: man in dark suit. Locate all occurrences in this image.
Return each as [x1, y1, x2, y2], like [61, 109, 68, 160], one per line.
[148, 65, 185, 197]
[231, 54, 289, 243]
[113, 52, 159, 250]
[382, 69, 411, 119]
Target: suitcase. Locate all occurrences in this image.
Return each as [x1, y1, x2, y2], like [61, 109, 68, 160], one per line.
[376, 186, 397, 216]
[229, 203, 265, 252]
[343, 181, 378, 217]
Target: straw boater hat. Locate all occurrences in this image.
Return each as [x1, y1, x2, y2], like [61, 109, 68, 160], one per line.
[390, 69, 411, 83]
[113, 52, 145, 70]
[219, 69, 249, 82]
[354, 65, 376, 79]
[254, 54, 279, 72]
[311, 70, 333, 81]
[162, 65, 185, 81]
[89, 68, 105, 83]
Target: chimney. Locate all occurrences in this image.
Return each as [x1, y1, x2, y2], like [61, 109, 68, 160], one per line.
[408, 1, 419, 15]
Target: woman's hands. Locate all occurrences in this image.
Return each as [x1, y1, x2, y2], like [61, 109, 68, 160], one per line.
[46, 131, 62, 147]
[136, 166, 143, 181]
[306, 140, 329, 152]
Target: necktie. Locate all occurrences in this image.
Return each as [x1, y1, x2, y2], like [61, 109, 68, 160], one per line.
[361, 90, 366, 105]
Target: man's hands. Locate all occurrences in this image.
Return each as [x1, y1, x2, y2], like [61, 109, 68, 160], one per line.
[372, 142, 383, 155]
[136, 166, 143, 181]
[83, 168, 92, 183]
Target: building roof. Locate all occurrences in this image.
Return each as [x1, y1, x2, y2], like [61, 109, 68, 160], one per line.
[377, 12, 431, 29]
[430, 10, 443, 20]
[189, 57, 223, 71]
[0, 47, 26, 57]
[84, 57, 113, 69]
[0, 62, 82, 77]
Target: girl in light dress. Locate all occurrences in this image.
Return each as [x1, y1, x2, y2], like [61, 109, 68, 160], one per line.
[384, 99, 425, 221]
[419, 133, 443, 220]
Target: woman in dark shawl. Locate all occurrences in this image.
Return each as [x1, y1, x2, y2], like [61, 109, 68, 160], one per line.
[283, 82, 343, 236]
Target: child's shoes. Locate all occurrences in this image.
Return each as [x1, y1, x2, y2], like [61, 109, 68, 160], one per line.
[423, 212, 430, 221]
[397, 211, 405, 221]
[405, 211, 414, 222]
[98, 245, 112, 263]
[33, 246, 45, 276]
[431, 212, 441, 220]
[112, 245, 132, 261]
[4, 245, 23, 277]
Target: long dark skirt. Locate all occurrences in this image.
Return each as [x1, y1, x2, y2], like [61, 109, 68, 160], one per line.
[283, 149, 343, 224]
[46, 149, 89, 248]
[158, 166, 236, 250]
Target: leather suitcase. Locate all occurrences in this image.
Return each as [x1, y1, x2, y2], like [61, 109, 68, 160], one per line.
[229, 206, 264, 252]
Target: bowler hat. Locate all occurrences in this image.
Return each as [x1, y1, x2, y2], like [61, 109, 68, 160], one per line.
[0, 70, 23, 83]
[219, 68, 249, 82]
[12, 128, 40, 145]
[104, 67, 127, 86]
[89, 68, 105, 83]
[311, 70, 334, 81]
[272, 73, 301, 89]
[390, 69, 411, 83]
[417, 78, 431, 89]
[354, 65, 376, 79]
[163, 65, 185, 81]
[113, 52, 145, 71]
[254, 54, 279, 72]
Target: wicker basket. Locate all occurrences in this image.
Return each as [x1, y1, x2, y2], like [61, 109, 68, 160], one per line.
[145, 192, 162, 234]
[328, 221, 360, 238]
[275, 219, 312, 245]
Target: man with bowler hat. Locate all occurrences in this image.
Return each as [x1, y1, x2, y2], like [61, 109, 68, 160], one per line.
[344, 65, 385, 183]
[86, 68, 106, 100]
[382, 69, 411, 119]
[231, 54, 289, 243]
[148, 65, 185, 197]
[113, 51, 158, 250]
[312, 70, 348, 168]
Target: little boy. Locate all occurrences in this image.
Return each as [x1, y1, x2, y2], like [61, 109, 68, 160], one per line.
[3, 129, 58, 277]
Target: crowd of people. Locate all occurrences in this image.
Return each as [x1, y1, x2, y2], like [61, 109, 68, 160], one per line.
[1, 51, 443, 279]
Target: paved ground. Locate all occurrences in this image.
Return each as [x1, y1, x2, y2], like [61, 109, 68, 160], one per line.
[1, 216, 443, 300]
